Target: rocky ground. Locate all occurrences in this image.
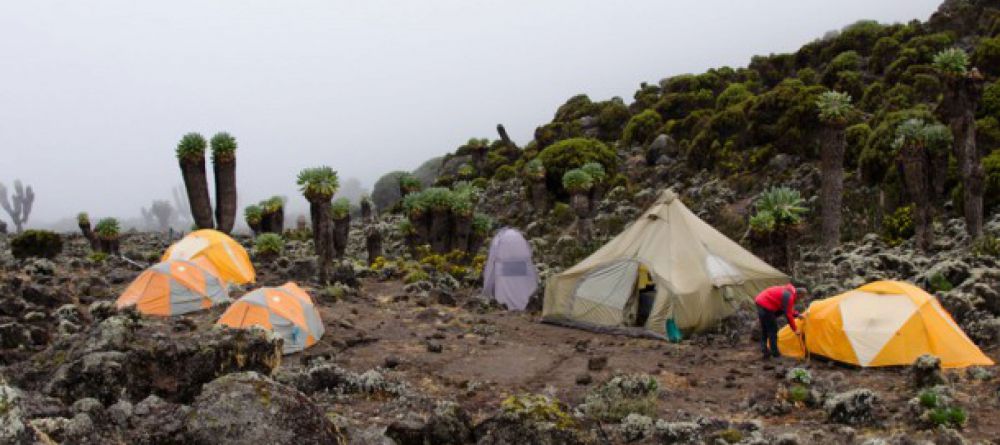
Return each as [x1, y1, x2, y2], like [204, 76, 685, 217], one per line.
[1, 221, 1000, 445]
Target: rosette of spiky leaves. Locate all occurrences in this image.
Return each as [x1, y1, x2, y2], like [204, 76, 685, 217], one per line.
[402, 192, 428, 219]
[580, 162, 607, 184]
[244, 205, 263, 225]
[561, 169, 594, 194]
[210, 132, 237, 162]
[421, 187, 455, 212]
[921, 122, 953, 155]
[450, 192, 475, 217]
[754, 187, 807, 228]
[457, 163, 476, 179]
[176, 132, 207, 161]
[933, 48, 969, 76]
[397, 219, 415, 235]
[261, 196, 284, 213]
[524, 159, 546, 181]
[452, 181, 483, 204]
[77, 212, 90, 225]
[816, 91, 853, 126]
[297, 167, 339, 201]
[330, 197, 351, 220]
[892, 119, 952, 155]
[749, 211, 776, 234]
[472, 213, 494, 236]
[94, 217, 121, 240]
[254, 233, 284, 256]
[398, 174, 422, 194]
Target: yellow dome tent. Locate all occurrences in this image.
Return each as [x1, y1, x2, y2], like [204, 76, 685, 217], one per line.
[116, 258, 230, 316]
[216, 282, 325, 354]
[162, 229, 255, 285]
[778, 281, 993, 368]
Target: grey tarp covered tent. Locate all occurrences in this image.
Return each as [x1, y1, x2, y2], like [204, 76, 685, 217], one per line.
[543, 189, 787, 336]
[482, 227, 539, 310]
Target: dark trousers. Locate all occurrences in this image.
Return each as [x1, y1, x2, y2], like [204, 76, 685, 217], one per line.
[757, 305, 780, 357]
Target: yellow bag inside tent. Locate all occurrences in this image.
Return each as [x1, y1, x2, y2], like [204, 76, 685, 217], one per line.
[116, 258, 230, 316]
[778, 280, 994, 368]
[162, 229, 255, 285]
[216, 282, 325, 354]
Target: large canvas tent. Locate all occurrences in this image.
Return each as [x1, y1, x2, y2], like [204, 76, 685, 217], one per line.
[482, 227, 539, 310]
[778, 281, 994, 368]
[543, 189, 787, 336]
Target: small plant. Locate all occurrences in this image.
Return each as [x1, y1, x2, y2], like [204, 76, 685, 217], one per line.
[330, 198, 351, 220]
[404, 269, 430, 284]
[788, 385, 810, 403]
[882, 205, 915, 246]
[581, 373, 660, 422]
[87, 251, 109, 263]
[946, 407, 967, 426]
[494, 165, 516, 180]
[918, 389, 940, 409]
[752, 187, 808, 230]
[254, 233, 284, 257]
[551, 202, 574, 224]
[500, 394, 575, 429]
[471, 214, 493, 236]
[928, 272, 954, 293]
[972, 236, 1000, 257]
[716, 428, 743, 444]
[562, 169, 594, 194]
[94, 218, 121, 239]
[457, 163, 476, 179]
[10, 230, 63, 259]
[786, 367, 813, 385]
[933, 48, 970, 76]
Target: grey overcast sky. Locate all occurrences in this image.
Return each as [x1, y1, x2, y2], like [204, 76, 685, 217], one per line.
[1, 0, 942, 227]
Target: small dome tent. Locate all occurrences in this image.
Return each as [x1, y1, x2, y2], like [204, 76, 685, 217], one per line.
[482, 227, 539, 310]
[778, 281, 994, 368]
[116, 259, 230, 316]
[217, 282, 325, 354]
[543, 189, 788, 337]
[163, 229, 255, 285]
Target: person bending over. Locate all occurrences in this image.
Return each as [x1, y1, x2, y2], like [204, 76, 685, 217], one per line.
[755, 283, 806, 360]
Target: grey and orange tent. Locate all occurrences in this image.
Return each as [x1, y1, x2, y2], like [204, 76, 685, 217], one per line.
[217, 282, 325, 354]
[116, 258, 231, 316]
[163, 229, 256, 285]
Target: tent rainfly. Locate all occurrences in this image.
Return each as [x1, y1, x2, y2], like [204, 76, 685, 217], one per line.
[163, 229, 256, 285]
[543, 189, 787, 337]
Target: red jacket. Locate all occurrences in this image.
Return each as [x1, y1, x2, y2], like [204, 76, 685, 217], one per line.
[755, 284, 799, 331]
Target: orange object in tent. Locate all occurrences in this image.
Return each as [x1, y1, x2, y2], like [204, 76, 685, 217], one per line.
[116, 258, 231, 316]
[778, 280, 994, 368]
[162, 229, 255, 285]
[217, 282, 325, 354]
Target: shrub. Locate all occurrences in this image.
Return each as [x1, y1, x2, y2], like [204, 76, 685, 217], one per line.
[562, 169, 594, 194]
[580, 162, 607, 184]
[472, 214, 493, 237]
[457, 163, 476, 179]
[524, 159, 545, 180]
[928, 272, 954, 293]
[984, 149, 1000, 210]
[493, 165, 516, 181]
[330, 198, 351, 220]
[981, 83, 1000, 117]
[404, 269, 429, 284]
[398, 173, 422, 195]
[882, 205, 915, 246]
[751, 187, 807, 232]
[622, 109, 663, 146]
[94, 218, 121, 239]
[87, 251, 108, 263]
[10, 230, 63, 259]
[918, 389, 939, 409]
[551, 202, 574, 224]
[500, 394, 575, 429]
[537, 138, 616, 195]
[972, 236, 1000, 257]
[946, 407, 967, 426]
[581, 373, 660, 422]
[254, 233, 284, 257]
[716, 83, 753, 108]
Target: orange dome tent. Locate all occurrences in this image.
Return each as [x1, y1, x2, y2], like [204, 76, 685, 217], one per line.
[217, 282, 325, 354]
[778, 281, 994, 368]
[162, 229, 255, 285]
[117, 258, 231, 316]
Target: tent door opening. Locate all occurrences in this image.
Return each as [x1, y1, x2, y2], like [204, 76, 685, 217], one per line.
[571, 260, 656, 328]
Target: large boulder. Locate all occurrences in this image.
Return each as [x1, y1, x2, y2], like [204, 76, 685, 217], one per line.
[185, 372, 346, 445]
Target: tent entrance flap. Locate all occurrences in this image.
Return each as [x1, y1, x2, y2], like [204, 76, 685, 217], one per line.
[571, 260, 642, 326]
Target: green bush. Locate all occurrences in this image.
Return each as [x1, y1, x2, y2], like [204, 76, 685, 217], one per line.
[10, 230, 63, 259]
[972, 236, 1000, 257]
[786, 367, 813, 385]
[472, 214, 493, 237]
[581, 373, 660, 422]
[254, 233, 285, 257]
[404, 269, 430, 284]
[750, 187, 807, 233]
[929, 272, 954, 293]
[551, 202, 574, 225]
[824, 51, 862, 84]
[981, 83, 1000, 118]
[87, 251, 108, 263]
[947, 407, 967, 426]
[457, 163, 476, 179]
[537, 138, 616, 196]
[580, 162, 607, 184]
[398, 173, 422, 195]
[493, 165, 516, 181]
[918, 389, 939, 409]
[882, 205, 915, 246]
[984, 149, 1000, 210]
[622, 109, 663, 146]
[788, 385, 809, 403]
[501, 394, 575, 429]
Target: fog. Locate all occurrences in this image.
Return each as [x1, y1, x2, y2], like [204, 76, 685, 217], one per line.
[0, 0, 942, 231]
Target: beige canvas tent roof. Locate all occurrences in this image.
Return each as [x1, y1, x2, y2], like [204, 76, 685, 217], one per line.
[543, 189, 788, 336]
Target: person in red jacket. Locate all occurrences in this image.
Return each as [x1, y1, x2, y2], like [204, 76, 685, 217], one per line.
[755, 283, 806, 360]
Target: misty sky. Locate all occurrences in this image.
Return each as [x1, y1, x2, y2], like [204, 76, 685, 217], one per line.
[1, 0, 942, 227]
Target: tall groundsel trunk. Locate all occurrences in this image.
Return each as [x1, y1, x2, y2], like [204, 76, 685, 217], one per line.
[820, 125, 846, 248]
[941, 74, 985, 238]
[213, 156, 237, 233]
[333, 214, 350, 258]
[899, 146, 933, 251]
[180, 157, 214, 229]
[309, 200, 333, 283]
[430, 209, 450, 253]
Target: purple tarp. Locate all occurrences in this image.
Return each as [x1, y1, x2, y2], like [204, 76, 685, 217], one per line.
[482, 227, 538, 310]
